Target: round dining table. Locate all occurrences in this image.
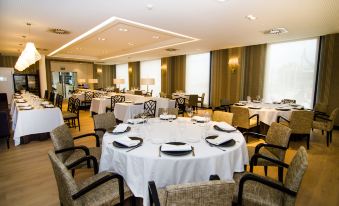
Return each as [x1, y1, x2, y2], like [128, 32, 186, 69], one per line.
[99, 117, 249, 205]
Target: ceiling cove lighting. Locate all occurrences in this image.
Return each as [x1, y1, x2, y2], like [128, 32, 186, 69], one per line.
[15, 23, 41, 71]
[48, 16, 199, 60]
[246, 15, 257, 21]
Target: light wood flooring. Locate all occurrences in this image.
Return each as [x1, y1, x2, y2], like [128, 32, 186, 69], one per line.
[0, 107, 338, 206]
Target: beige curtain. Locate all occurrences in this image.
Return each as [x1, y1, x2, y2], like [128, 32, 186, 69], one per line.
[316, 33, 339, 125]
[242, 44, 267, 99]
[161, 55, 186, 96]
[128, 62, 140, 89]
[93, 64, 116, 89]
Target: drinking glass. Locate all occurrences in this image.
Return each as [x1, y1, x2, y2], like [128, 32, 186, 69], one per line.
[186, 107, 193, 120]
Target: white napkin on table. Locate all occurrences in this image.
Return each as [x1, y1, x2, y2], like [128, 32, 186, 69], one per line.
[161, 144, 192, 152]
[192, 116, 206, 122]
[113, 124, 128, 133]
[18, 103, 29, 107]
[127, 118, 145, 124]
[16, 99, 26, 103]
[115, 136, 140, 147]
[215, 122, 235, 130]
[41, 101, 50, 105]
[206, 135, 232, 145]
[159, 114, 176, 120]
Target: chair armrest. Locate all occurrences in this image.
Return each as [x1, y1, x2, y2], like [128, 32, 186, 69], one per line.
[148, 181, 161, 206]
[237, 173, 297, 205]
[250, 153, 289, 169]
[242, 132, 266, 139]
[314, 111, 329, 117]
[94, 128, 107, 133]
[72, 172, 124, 205]
[314, 115, 331, 122]
[55, 146, 90, 156]
[209, 175, 221, 180]
[74, 133, 100, 147]
[249, 114, 259, 126]
[255, 143, 288, 154]
[66, 155, 98, 174]
[277, 116, 289, 123]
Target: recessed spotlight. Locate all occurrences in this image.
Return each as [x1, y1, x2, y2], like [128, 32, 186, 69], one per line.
[118, 28, 128, 32]
[246, 15, 257, 21]
[146, 4, 153, 10]
[152, 35, 160, 39]
[97, 37, 106, 41]
[264, 27, 288, 35]
[128, 42, 135, 46]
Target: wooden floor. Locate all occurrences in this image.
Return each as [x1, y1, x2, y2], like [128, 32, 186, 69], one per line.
[0, 107, 338, 206]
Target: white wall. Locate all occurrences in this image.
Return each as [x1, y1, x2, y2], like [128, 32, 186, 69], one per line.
[116, 64, 129, 90]
[0, 67, 15, 105]
[140, 59, 161, 97]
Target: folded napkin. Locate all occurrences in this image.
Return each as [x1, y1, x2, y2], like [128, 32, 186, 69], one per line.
[127, 118, 145, 124]
[16, 99, 26, 103]
[113, 124, 128, 133]
[115, 136, 140, 147]
[206, 135, 233, 145]
[21, 106, 33, 110]
[160, 114, 176, 120]
[45, 104, 54, 108]
[215, 122, 235, 131]
[18, 103, 30, 107]
[192, 116, 206, 122]
[161, 144, 192, 152]
[41, 101, 50, 105]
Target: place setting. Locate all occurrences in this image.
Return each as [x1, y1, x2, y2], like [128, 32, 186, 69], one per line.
[213, 122, 238, 133]
[107, 123, 131, 134]
[112, 136, 143, 152]
[205, 134, 236, 151]
[159, 142, 194, 157]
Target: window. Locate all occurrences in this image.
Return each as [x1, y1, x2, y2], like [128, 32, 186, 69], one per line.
[140, 59, 161, 97]
[263, 38, 319, 108]
[116, 63, 129, 90]
[185, 52, 210, 106]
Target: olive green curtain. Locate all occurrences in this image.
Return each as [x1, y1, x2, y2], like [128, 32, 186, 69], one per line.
[93, 64, 116, 89]
[128, 62, 140, 89]
[45, 59, 52, 91]
[242, 44, 267, 99]
[161, 55, 186, 96]
[316, 33, 339, 125]
[0, 55, 39, 74]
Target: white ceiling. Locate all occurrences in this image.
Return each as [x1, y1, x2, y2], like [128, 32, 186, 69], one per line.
[0, 0, 339, 64]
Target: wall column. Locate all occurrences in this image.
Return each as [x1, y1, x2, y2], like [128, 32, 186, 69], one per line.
[39, 55, 47, 97]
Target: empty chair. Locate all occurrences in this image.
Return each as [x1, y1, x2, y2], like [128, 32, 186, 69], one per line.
[106, 95, 125, 112]
[55, 94, 63, 110]
[93, 112, 117, 144]
[231, 106, 259, 137]
[49, 91, 55, 104]
[44, 90, 49, 99]
[50, 124, 100, 175]
[233, 146, 308, 206]
[114, 88, 120, 93]
[63, 98, 81, 131]
[134, 90, 142, 95]
[146, 90, 153, 97]
[158, 108, 179, 117]
[245, 122, 292, 182]
[0, 111, 10, 149]
[144, 100, 157, 117]
[278, 110, 314, 149]
[187, 95, 198, 111]
[175, 97, 186, 116]
[281, 99, 296, 104]
[212, 111, 233, 125]
[82, 91, 93, 109]
[93, 92, 102, 98]
[48, 151, 133, 206]
[197, 93, 205, 108]
[313, 102, 328, 116]
[312, 108, 338, 146]
[214, 98, 231, 112]
[159, 92, 167, 98]
[149, 175, 235, 206]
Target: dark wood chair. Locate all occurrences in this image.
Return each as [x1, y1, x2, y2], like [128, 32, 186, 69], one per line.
[175, 97, 186, 116]
[0, 93, 8, 111]
[0, 111, 10, 149]
[63, 98, 81, 131]
[106, 95, 125, 112]
[55, 94, 63, 110]
[188, 95, 198, 112]
[214, 98, 231, 112]
[44, 90, 49, 99]
[82, 91, 93, 110]
[49, 91, 55, 104]
[144, 100, 157, 117]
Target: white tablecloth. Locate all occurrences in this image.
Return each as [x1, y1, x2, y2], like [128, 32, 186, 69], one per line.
[99, 118, 248, 205]
[114, 103, 144, 122]
[11, 101, 64, 146]
[71, 93, 85, 101]
[90, 98, 111, 114]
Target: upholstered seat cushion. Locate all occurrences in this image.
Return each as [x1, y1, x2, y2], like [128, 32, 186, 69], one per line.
[233, 172, 283, 206]
[77, 171, 133, 206]
[249, 118, 258, 128]
[64, 147, 101, 168]
[157, 188, 167, 206]
[312, 120, 328, 131]
[63, 111, 77, 119]
[247, 146, 280, 166]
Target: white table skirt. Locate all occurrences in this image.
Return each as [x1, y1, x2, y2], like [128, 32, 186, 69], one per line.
[71, 93, 84, 101]
[99, 118, 248, 205]
[114, 103, 144, 122]
[90, 98, 111, 114]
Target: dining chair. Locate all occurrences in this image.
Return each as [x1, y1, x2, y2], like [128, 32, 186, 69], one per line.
[175, 97, 186, 116]
[188, 95, 198, 112]
[106, 95, 125, 112]
[212, 111, 233, 125]
[82, 91, 93, 110]
[134, 90, 143, 95]
[148, 175, 235, 206]
[48, 151, 134, 206]
[158, 108, 179, 117]
[312, 108, 338, 147]
[281, 99, 296, 104]
[0, 93, 8, 112]
[159, 92, 167, 98]
[144, 100, 157, 117]
[50, 124, 100, 176]
[146, 90, 153, 97]
[44, 90, 49, 99]
[93, 112, 117, 144]
[231, 106, 259, 140]
[0, 111, 10, 149]
[232, 146, 308, 206]
[114, 88, 120, 93]
[244, 122, 292, 182]
[213, 98, 231, 112]
[197, 93, 205, 108]
[49, 91, 55, 104]
[93, 92, 102, 98]
[313, 103, 328, 117]
[55, 94, 63, 110]
[63, 98, 81, 131]
[278, 110, 314, 149]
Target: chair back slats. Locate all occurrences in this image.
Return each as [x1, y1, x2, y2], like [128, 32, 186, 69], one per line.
[175, 97, 186, 114]
[110, 95, 125, 111]
[85, 91, 93, 102]
[144, 100, 157, 117]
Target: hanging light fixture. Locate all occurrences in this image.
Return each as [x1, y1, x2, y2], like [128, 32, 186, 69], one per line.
[15, 23, 41, 71]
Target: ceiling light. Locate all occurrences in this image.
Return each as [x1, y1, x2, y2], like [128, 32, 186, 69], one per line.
[264, 27, 288, 35]
[217, 0, 226, 2]
[48, 28, 71, 35]
[246, 15, 257, 21]
[97, 37, 106, 41]
[152, 35, 160, 39]
[146, 4, 153, 10]
[118, 28, 128, 32]
[165, 48, 178, 52]
[128, 42, 135, 46]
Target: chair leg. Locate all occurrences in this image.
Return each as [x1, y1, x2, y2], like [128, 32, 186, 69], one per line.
[264, 166, 268, 176]
[244, 165, 247, 172]
[131, 196, 136, 206]
[306, 134, 310, 150]
[7, 136, 10, 149]
[330, 131, 333, 143]
[77, 117, 80, 131]
[278, 166, 284, 182]
[250, 164, 254, 173]
[326, 132, 330, 147]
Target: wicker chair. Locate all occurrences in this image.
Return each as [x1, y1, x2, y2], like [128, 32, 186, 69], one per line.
[233, 146, 308, 206]
[312, 108, 338, 147]
[244, 122, 292, 182]
[93, 112, 117, 144]
[278, 110, 314, 149]
[148, 175, 235, 206]
[197, 93, 205, 108]
[212, 111, 233, 125]
[231, 106, 259, 139]
[158, 108, 179, 117]
[48, 151, 133, 206]
[50, 124, 101, 175]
